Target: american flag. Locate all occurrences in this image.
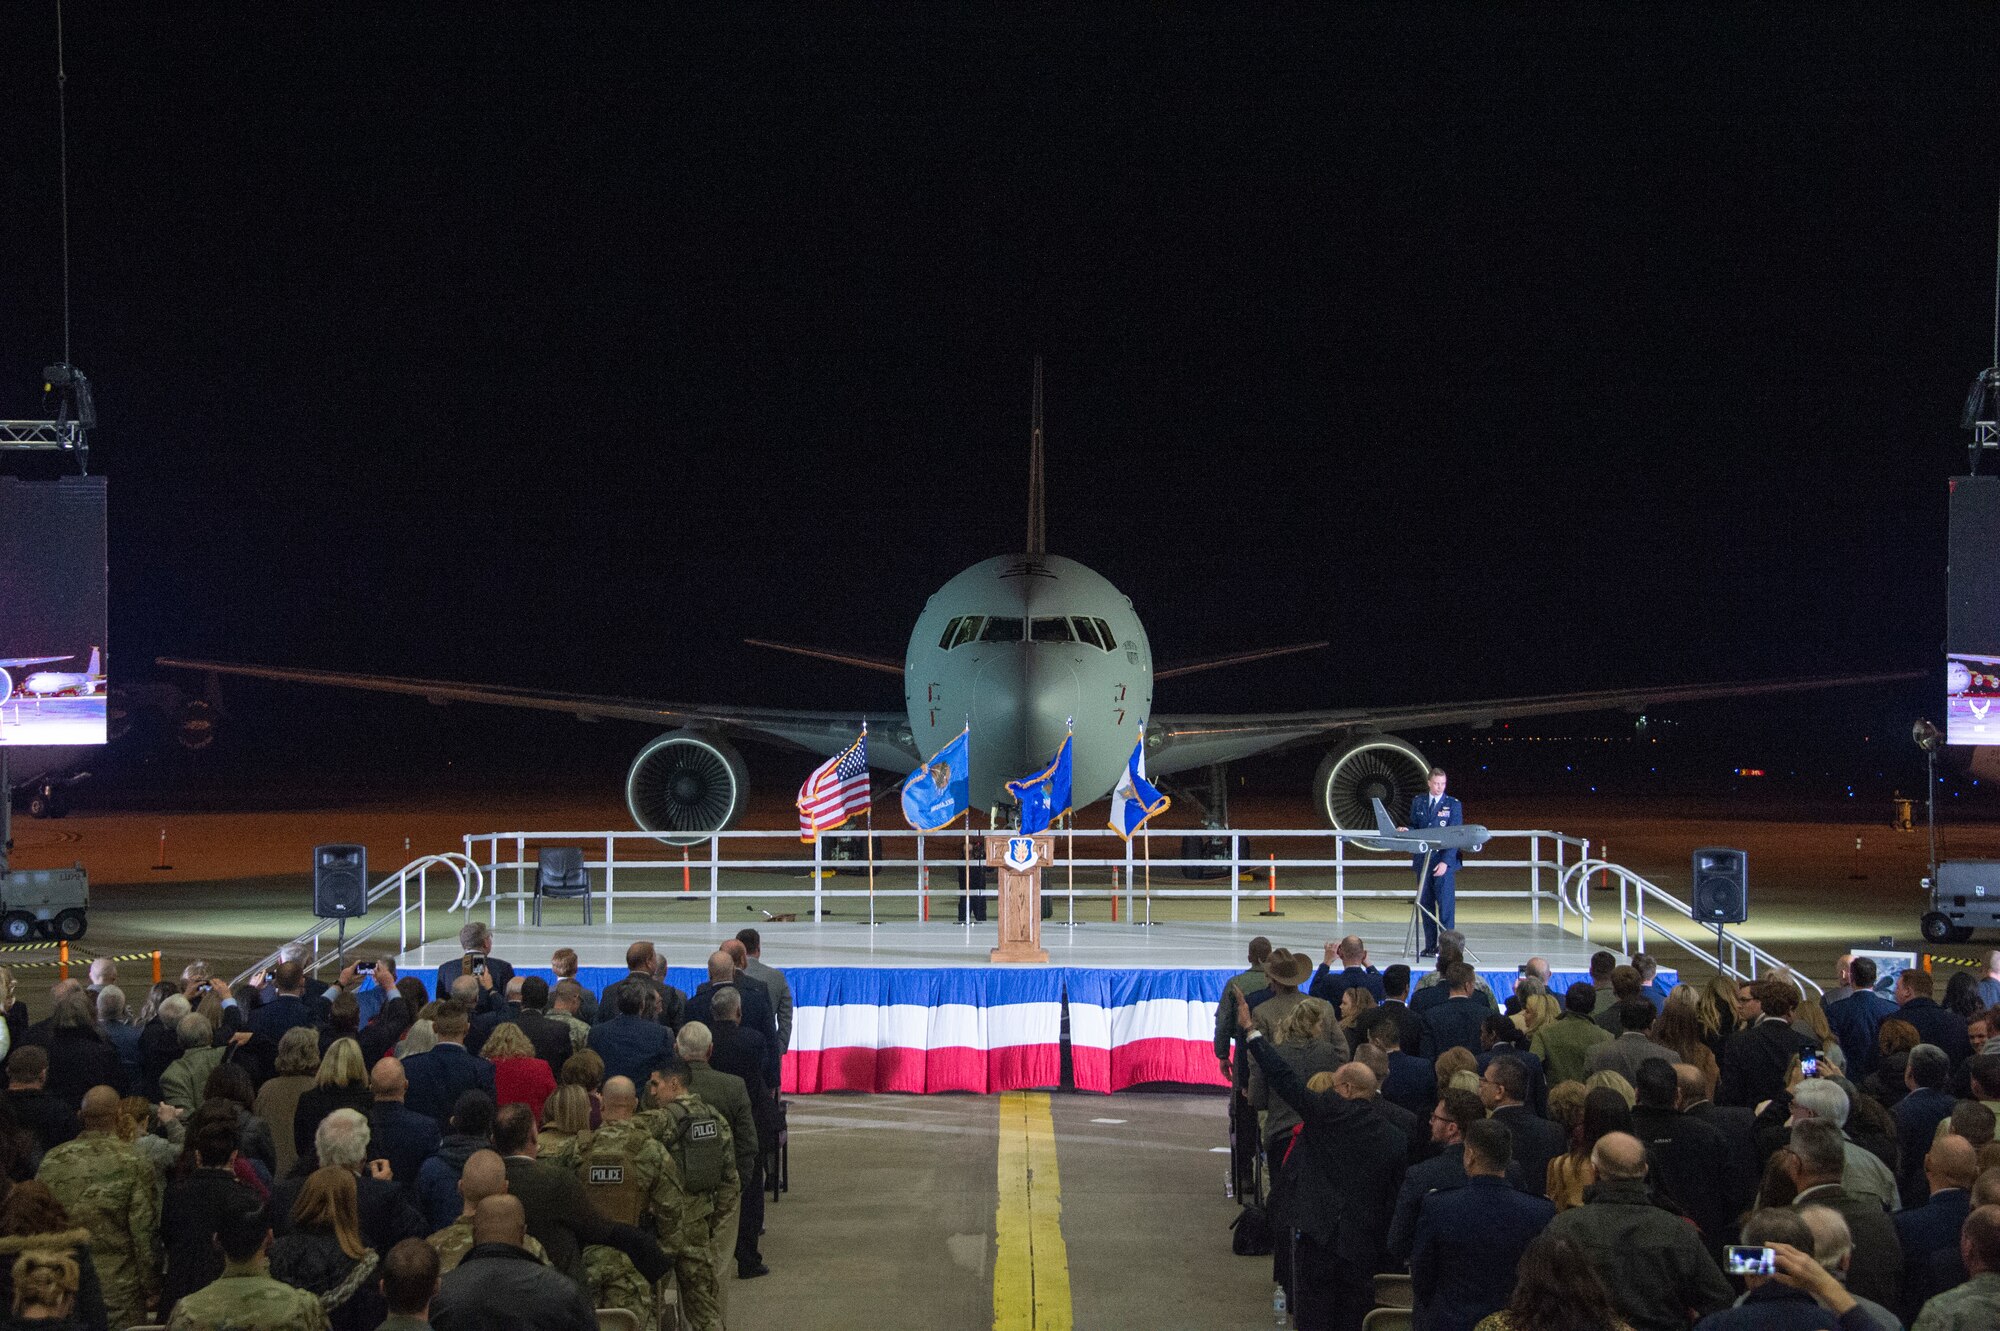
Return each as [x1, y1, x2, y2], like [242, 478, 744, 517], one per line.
[797, 730, 871, 841]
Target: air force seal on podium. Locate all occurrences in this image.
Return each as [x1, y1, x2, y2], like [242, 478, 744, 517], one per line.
[1004, 836, 1038, 872]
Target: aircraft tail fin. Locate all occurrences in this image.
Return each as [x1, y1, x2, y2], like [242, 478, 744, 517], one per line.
[86, 646, 100, 676]
[1026, 355, 1045, 556]
[1370, 796, 1398, 839]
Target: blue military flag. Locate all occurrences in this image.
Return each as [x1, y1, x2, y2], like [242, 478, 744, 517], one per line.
[900, 726, 972, 831]
[1005, 730, 1073, 835]
[1107, 727, 1170, 840]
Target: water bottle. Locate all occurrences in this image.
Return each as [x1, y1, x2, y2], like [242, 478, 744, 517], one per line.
[1272, 1285, 1287, 1324]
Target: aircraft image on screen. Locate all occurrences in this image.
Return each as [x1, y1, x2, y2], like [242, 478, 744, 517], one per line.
[0, 655, 75, 706]
[157, 371, 1921, 844]
[1368, 796, 1490, 857]
[18, 648, 103, 700]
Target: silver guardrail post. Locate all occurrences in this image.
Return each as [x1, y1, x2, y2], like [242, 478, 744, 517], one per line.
[1230, 831, 1240, 922]
[1530, 833, 1541, 927]
[1335, 831, 1345, 924]
[813, 833, 824, 922]
[512, 834, 524, 927]
[604, 834, 616, 926]
[709, 834, 719, 925]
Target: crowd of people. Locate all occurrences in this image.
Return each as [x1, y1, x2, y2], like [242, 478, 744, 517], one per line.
[0, 920, 792, 1331]
[1219, 932, 2000, 1331]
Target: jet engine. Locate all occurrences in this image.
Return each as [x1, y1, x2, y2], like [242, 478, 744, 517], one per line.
[625, 730, 749, 845]
[1312, 735, 1431, 831]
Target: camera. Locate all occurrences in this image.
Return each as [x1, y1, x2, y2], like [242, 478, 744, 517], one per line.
[1800, 1053, 1819, 1078]
[352, 959, 375, 971]
[1724, 1246, 1776, 1276]
[463, 952, 485, 974]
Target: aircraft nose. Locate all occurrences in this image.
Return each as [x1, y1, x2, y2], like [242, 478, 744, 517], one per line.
[1025, 649, 1080, 766]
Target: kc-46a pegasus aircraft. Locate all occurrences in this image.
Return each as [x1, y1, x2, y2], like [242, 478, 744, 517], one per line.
[159, 367, 1917, 844]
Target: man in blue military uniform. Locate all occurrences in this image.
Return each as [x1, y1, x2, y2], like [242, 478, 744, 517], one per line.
[1402, 768, 1461, 957]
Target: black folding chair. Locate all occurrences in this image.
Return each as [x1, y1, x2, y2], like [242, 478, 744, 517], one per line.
[532, 846, 593, 925]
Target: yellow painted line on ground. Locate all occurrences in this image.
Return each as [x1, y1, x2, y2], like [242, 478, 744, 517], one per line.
[993, 1091, 1073, 1330]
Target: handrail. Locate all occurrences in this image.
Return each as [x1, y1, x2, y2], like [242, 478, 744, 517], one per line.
[461, 826, 1590, 928]
[230, 853, 484, 988]
[1564, 858, 1820, 996]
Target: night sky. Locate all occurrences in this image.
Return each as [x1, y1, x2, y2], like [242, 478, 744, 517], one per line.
[1, 7, 1993, 798]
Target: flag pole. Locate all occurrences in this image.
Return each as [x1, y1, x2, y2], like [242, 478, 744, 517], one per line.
[866, 799, 876, 929]
[963, 719, 973, 939]
[1066, 810, 1075, 928]
[1143, 823, 1153, 927]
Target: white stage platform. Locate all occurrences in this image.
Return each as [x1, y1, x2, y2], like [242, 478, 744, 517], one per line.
[0, 695, 105, 744]
[388, 917, 1621, 979]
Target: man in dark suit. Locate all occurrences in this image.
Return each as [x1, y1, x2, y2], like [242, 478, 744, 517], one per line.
[490, 1104, 672, 1287]
[1895, 968, 1971, 1064]
[1893, 1134, 1978, 1322]
[1824, 956, 1899, 1078]
[1717, 977, 1818, 1108]
[1239, 997, 1406, 1331]
[1419, 962, 1488, 1059]
[1409, 1121, 1555, 1331]
[596, 940, 686, 1030]
[1895, 1044, 1957, 1204]
[1785, 1118, 1904, 1309]
[401, 1001, 496, 1125]
[1388, 1089, 1516, 1263]
[1309, 936, 1385, 1010]
[246, 960, 319, 1047]
[509, 976, 574, 1081]
[1402, 768, 1462, 957]
[1372, 1021, 1437, 1121]
[158, 1115, 262, 1319]
[1675, 1063, 1758, 1220]
[1477, 1018, 1547, 1117]
[1479, 1056, 1563, 1199]
[433, 920, 515, 1013]
[1627, 1058, 1734, 1250]
[366, 1056, 442, 1192]
[591, 984, 674, 1085]
[684, 951, 781, 1087]
[1361, 965, 1425, 1056]
[466, 977, 525, 1057]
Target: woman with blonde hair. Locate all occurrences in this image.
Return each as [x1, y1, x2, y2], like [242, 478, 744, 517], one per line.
[1647, 999, 1719, 1098]
[293, 1037, 371, 1163]
[560, 1048, 606, 1128]
[537, 1086, 592, 1155]
[483, 1023, 558, 1122]
[1695, 975, 1740, 1058]
[3, 1247, 79, 1329]
[1512, 991, 1560, 1038]
[255, 1027, 323, 1177]
[0, 1185, 103, 1331]
[268, 1167, 382, 1331]
[1338, 988, 1377, 1050]
[394, 1019, 437, 1059]
[1582, 1069, 1634, 1107]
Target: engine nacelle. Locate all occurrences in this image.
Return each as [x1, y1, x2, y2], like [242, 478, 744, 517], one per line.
[625, 730, 749, 846]
[1312, 734, 1432, 831]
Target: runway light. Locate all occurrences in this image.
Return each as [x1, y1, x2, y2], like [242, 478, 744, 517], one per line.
[1735, 768, 1766, 777]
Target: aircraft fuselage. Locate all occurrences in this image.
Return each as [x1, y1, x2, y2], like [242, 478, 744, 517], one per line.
[905, 553, 1153, 813]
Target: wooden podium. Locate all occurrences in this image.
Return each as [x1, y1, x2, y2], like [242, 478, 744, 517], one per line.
[984, 833, 1051, 964]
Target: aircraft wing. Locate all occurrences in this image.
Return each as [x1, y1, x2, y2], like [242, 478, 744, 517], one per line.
[1145, 669, 1923, 777]
[153, 658, 922, 769]
[0, 656, 71, 668]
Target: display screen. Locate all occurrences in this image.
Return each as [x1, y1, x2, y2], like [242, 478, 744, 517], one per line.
[1948, 476, 2000, 745]
[0, 477, 107, 746]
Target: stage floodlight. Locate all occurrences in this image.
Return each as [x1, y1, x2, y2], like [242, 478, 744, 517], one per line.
[40, 364, 94, 431]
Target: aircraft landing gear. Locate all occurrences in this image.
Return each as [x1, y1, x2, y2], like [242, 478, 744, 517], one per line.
[27, 785, 67, 820]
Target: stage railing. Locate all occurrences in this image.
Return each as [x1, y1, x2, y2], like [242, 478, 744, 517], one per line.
[456, 826, 1591, 929]
[229, 852, 485, 988]
[1556, 857, 1818, 995]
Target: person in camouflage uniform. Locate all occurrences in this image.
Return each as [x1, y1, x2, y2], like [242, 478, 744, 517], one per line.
[542, 1076, 679, 1330]
[642, 1059, 737, 1331]
[37, 1084, 159, 1328]
[167, 1204, 327, 1331]
[426, 1149, 551, 1275]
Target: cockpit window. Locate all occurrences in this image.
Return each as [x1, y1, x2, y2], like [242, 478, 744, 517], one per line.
[1070, 618, 1105, 650]
[1093, 619, 1116, 649]
[939, 618, 963, 650]
[937, 616, 985, 650]
[979, 617, 1025, 643]
[1030, 617, 1073, 643]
